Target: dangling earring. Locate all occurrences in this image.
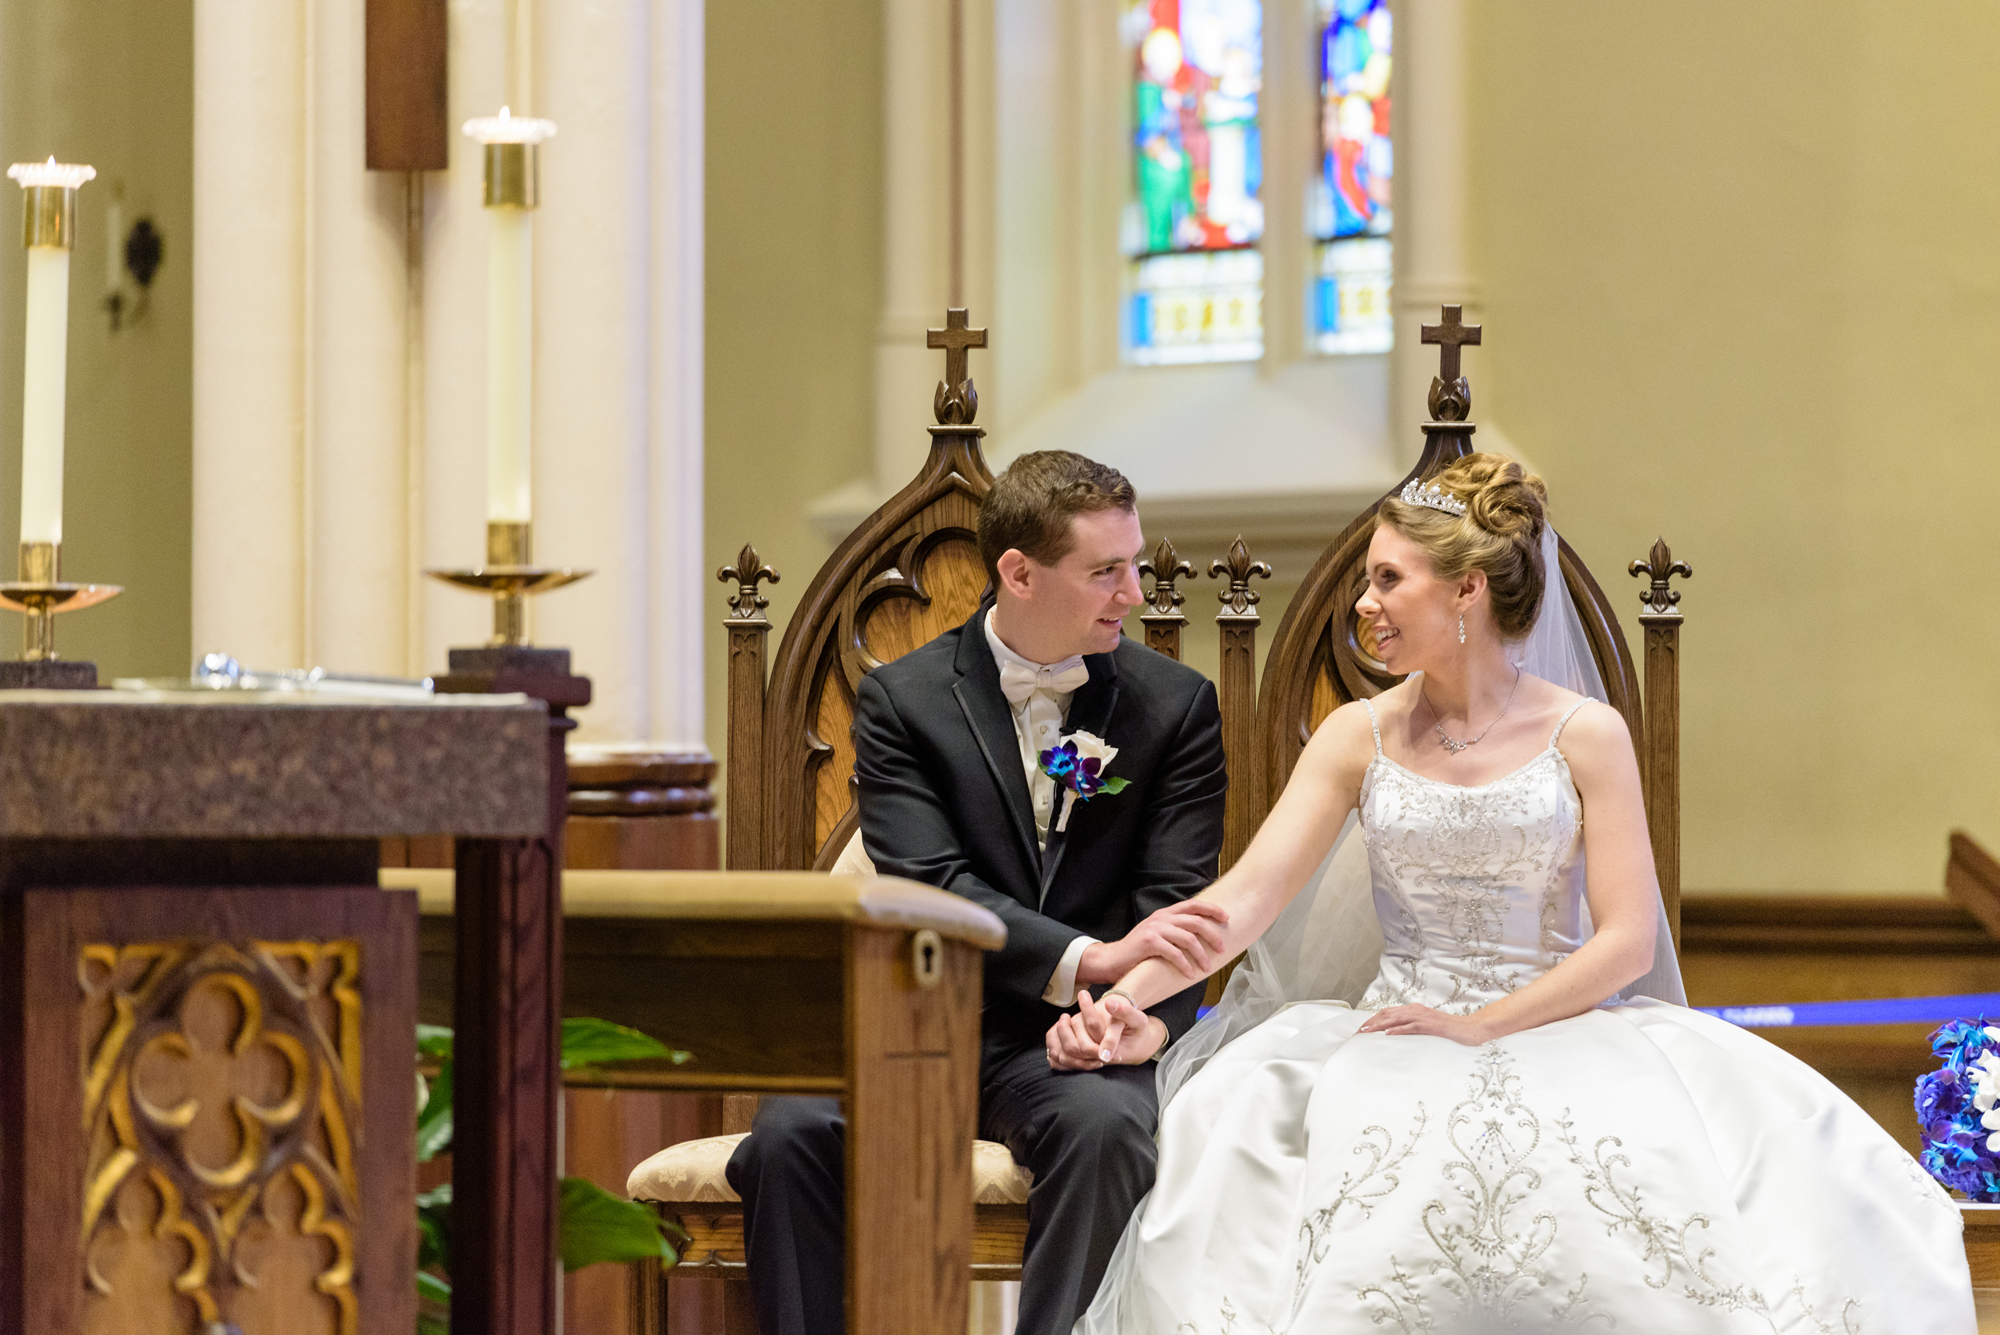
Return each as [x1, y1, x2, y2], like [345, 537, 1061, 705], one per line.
[1458, 614, 1466, 645]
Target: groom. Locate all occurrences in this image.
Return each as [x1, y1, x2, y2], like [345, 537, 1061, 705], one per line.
[726, 450, 1229, 1335]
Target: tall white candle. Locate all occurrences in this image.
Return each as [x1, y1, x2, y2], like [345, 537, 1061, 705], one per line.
[487, 205, 532, 522]
[7, 160, 95, 548]
[20, 247, 70, 543]
[464, 108, 555, 530]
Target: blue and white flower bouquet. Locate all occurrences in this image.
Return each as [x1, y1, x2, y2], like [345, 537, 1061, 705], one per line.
[1916, 1018, 2000, 1201]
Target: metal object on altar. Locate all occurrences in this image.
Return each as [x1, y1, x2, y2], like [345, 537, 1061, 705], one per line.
[0, 539, 121, 665]
[106, 653, 437, 699]
[425, 518, 591, 647]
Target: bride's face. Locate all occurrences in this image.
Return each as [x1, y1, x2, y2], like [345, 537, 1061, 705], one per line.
[1356, 522, 1462, 673]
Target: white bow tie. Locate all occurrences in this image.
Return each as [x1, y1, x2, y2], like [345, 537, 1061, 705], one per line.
[998, 657, 1088, 703]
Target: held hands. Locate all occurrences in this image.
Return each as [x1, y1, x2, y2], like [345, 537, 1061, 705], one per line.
[1046, 990, 1166, 1071]
[1356, 1004, 1492, 1046]
[1077, 899, 1231, 985]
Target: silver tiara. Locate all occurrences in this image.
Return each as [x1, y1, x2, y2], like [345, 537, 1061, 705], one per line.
[1399, 476, 1467, 516]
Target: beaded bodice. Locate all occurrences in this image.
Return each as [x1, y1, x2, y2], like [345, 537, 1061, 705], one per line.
[1355, 699, 1588, 1015]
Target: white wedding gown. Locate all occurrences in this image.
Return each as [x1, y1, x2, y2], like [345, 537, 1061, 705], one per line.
[1078, 701, 1974, 1334]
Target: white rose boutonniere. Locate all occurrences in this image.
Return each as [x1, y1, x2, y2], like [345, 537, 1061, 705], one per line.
[1037, 729, 1130, 832]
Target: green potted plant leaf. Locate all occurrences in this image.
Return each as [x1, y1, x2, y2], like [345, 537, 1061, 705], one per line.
[415, 1018, 692, 1332]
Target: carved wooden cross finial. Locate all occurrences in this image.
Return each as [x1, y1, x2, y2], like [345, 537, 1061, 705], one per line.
[1628, 536, 1693, 617]
[1421, 304, 1481, 382]
[927, 308, 988, 426]
[1421, 304, 1482, 423]
[717, 542, 780, 624]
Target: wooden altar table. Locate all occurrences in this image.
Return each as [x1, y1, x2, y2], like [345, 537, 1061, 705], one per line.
[0, 688, 550, 1334]
[387, 867, 1006, 1335]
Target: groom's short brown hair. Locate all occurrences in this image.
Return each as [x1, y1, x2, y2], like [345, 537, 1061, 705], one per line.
[978, 451, 1137, 584]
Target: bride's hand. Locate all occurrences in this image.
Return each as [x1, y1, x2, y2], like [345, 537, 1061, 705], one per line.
[1046, 990, 1167, 1069]
[1357, 1004, 1492, 1047]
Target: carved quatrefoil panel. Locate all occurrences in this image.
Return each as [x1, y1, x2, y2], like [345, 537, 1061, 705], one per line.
[80, 941, 363, 1335]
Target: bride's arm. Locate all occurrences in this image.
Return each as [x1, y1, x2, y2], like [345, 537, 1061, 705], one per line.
[1048, 701, 1373, 1066]
[1358, 700, 1658, 1045]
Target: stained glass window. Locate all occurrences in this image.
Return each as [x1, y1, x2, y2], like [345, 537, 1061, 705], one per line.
[1122, 0, 1265, 366]
[1311, 0, 1392, 355]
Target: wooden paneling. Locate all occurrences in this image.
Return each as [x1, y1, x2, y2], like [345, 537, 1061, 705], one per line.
[810, 648, 859, 857]
[1949, 832, 2000, 940]
[1681, 893, 2000, 1155]
[567, 814, 719, 871]
[858, 536, 986, 664]
[1681, 895, 1996, 954]
[9, 885, 414, 1335]
[563, 1089, 728, 1335]
[422, 914, 848, 1085]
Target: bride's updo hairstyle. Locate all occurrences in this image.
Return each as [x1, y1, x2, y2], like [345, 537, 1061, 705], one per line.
[1376, 453, 1549, 639]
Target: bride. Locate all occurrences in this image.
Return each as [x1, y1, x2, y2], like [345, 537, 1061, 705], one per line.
[1048, 454, 1974, 1333]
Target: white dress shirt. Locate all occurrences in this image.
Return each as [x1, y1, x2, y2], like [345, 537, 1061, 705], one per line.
[984, 608, 1097, 1007]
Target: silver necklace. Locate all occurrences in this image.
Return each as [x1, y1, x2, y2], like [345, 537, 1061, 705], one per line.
[1422, 667, 1523, 754]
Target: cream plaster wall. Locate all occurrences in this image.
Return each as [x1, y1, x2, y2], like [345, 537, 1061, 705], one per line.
[0, 0, 194, 678]
[1466, 1, 2000, 892]
[702, 0, 885, 819]
[705, 0, 2000, 895]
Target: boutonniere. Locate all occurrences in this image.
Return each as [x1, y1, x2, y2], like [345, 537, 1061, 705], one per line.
[1038, 730, 1131, 832]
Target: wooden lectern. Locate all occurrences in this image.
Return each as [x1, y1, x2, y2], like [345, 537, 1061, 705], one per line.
[0, 689, 550, 1334]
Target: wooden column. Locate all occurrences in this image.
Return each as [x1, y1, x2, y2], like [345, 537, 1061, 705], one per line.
[1210, 537, 1272, 874]
[1138, 537, 1194, 661]
[718, 547, 779, 871]
[435, 647, 592, 1335]
[1629, 538, 1691, 951]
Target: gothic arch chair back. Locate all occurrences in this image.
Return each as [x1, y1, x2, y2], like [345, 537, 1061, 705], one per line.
[720, 311, 996, 875]
[1248, 306, 1691, 948]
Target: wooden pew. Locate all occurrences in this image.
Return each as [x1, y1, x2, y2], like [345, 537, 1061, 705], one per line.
[393, 868, 1003, 1335]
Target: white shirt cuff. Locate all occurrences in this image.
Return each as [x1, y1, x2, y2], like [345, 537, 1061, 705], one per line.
[1042, 936, 1098, 1007]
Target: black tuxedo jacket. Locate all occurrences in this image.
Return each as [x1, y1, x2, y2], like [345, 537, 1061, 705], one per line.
[852, 605, 1228, 1057]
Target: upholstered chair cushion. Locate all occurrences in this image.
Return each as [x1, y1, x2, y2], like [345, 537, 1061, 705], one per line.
[627, 1133, 1033, 1207]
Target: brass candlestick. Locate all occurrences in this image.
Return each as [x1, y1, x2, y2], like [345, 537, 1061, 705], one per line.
[424, 521, 590, 647]
[0, 539, 120, 660]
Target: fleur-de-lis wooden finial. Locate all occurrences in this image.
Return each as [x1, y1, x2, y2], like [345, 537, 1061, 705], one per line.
[718, 543, 780, 624]
[1138, 537, 1195, 617]
[1210, 536, 1273, 618]
[1628, 536, 1692, 616]
[927, 308, 988, 426]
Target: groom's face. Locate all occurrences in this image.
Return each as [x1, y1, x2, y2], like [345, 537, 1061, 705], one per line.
[997, 507, 1146, 659]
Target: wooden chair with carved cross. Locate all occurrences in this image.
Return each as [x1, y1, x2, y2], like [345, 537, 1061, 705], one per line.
[1220, 306, 1694, 970]
[624, 310, 1042, 1331]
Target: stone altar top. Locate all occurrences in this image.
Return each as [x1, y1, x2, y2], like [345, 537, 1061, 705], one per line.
[0, 689, 548, 838]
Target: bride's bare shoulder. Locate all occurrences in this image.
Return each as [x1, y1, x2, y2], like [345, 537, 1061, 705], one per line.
[1545, 694, 1638, 778]
[1309, 681, 1419, 759]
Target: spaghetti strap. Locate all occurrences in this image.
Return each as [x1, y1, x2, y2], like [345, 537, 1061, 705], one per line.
[1360, 697, 1383, 756]
[1549, 700, 1588, 747]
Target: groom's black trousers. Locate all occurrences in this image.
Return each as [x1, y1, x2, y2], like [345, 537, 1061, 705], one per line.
[725, 1039, 1159, 1335]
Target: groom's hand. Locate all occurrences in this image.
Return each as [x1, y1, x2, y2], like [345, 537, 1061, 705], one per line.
[1078, 900, 1230, 985]
[1046, 989, 1167, 1070]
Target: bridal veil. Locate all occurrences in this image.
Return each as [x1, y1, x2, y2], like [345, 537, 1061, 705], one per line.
[1155, 521, 1687, 1108]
